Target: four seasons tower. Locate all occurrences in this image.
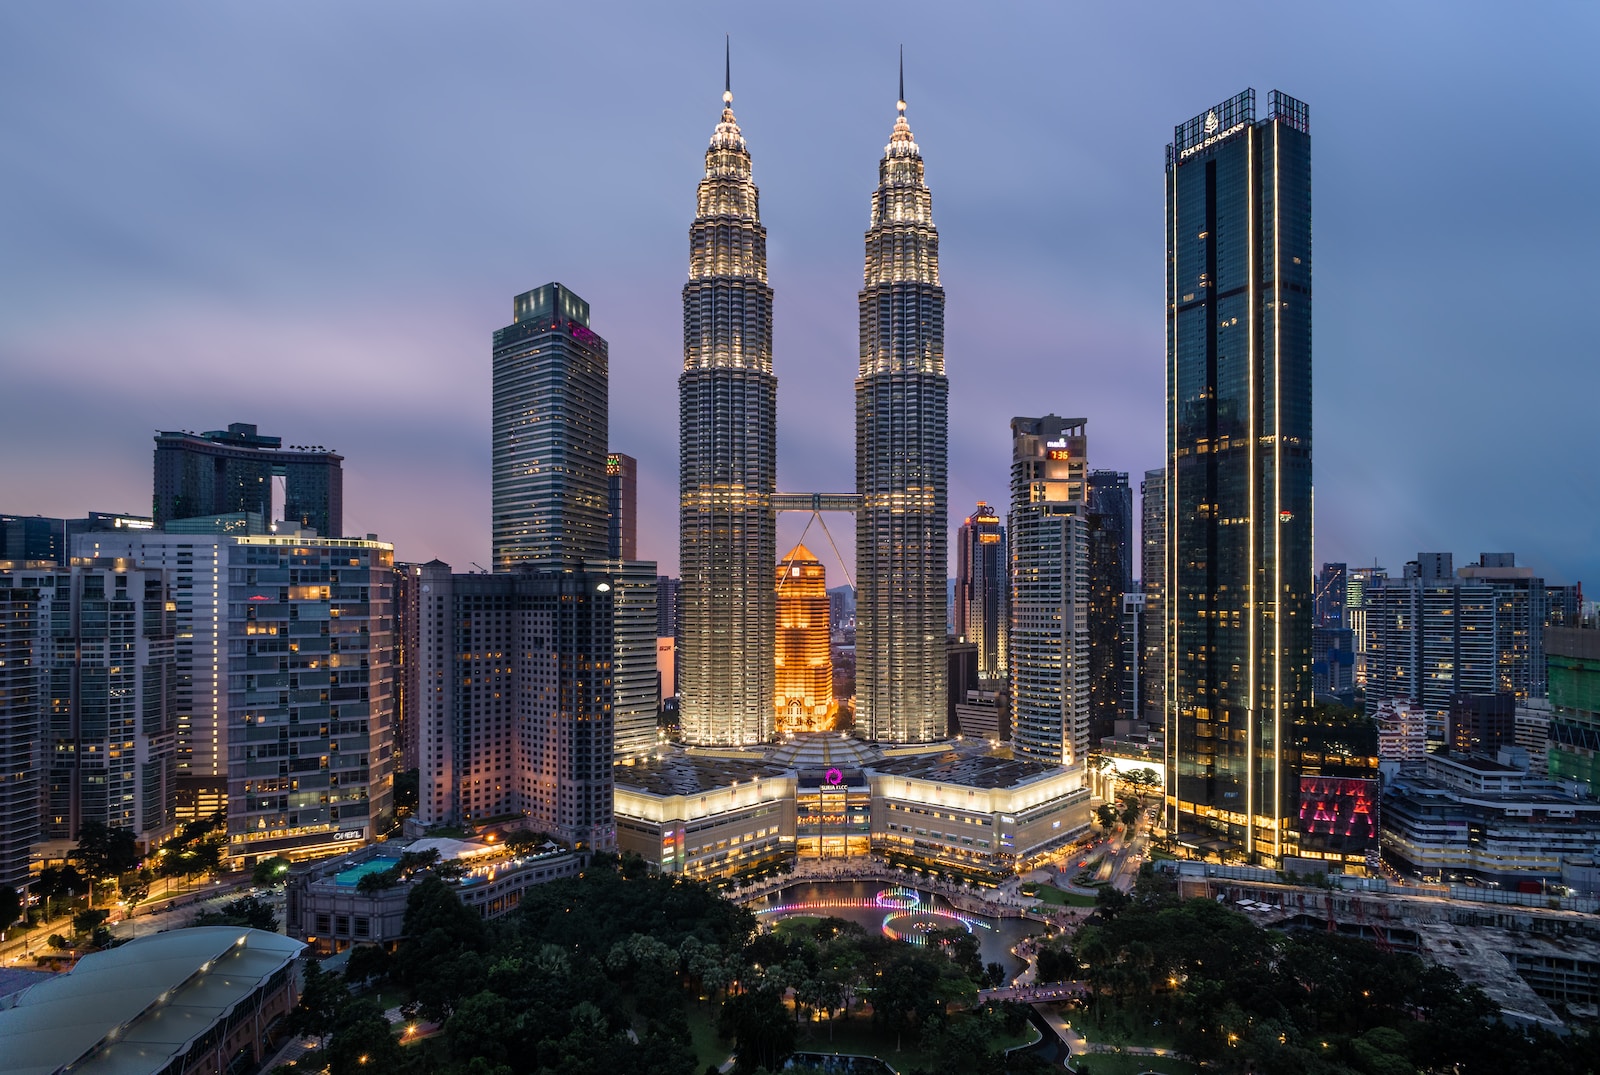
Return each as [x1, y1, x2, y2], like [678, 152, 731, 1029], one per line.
[678, 50, 778, 746]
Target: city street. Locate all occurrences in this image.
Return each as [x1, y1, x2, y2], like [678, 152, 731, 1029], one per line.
[0, 874, 267, 967]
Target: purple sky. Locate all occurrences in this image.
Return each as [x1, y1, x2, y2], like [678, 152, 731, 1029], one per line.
[2, 4, 1596, 589]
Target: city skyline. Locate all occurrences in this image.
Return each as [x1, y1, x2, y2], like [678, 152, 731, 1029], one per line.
[2, 6, 1596, 592]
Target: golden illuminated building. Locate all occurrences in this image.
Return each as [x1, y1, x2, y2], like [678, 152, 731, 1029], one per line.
[775, 544, 835, 732]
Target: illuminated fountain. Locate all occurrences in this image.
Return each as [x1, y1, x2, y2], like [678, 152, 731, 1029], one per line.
[756, 886, 992, 946]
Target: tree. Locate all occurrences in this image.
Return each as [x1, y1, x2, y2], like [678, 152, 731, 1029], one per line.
[37, 864, 89, 917]
[194, 895, 280, 932]
[73, 820, 139, 882]
[74, 908, 110, 937]
[1093, 886, 1130, 920]
[1126, 767, 1161, 801]
[252, 856, 294, 887]
[324, 997, 401, 1075]
[293, 957, 350, 1044]
[356, 868, 402, 893]
[344, 944, 392, 986]
[718, 983, 795, 1074]
[0, 886, 21, 934]
[1095, 804, 1120, 832]
[1121, 802, 1141, 828]
[118, 869, 152, 909]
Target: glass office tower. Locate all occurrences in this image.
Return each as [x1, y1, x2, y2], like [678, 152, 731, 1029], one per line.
[955, 503, 1008, 680]
[1164, 89, 1312, 864]
[491, 282, 610, 569]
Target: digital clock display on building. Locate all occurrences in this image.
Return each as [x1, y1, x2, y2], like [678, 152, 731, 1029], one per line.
[1047, 449, 1071, 461]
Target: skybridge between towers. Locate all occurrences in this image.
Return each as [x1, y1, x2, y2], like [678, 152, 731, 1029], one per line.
[771, 492, 861, 515]
[772, 493, 860, 593]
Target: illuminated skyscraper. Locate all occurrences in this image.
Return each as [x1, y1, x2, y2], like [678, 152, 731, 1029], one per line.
[856, 60, 948, 742]
[1165, 89, 1312, 863]
[491, 282, 609, 569]
[955, 502, 1007, 680]
[775, 544, 834, 732]
[1139, 468, 1166, 728]
[1087, 471, 1132, 743]
[607, 452, 637, 560]
[1009, 416, 1090, 768]
[679, 52, 777, 745]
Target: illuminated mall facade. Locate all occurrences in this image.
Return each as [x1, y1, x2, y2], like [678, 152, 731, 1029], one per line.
[615, 734, 1089, 883]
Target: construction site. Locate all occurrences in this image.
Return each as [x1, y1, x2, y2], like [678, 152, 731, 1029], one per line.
[1161, 860, 1600, 1032]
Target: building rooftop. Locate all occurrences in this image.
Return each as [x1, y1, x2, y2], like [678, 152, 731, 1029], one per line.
[616, 750, 790, 797]
[871, 746, 1061, 790]
[618, 735, 1067, 797]
[766, 733, 880, 770]
[0, 926, 304, 1075]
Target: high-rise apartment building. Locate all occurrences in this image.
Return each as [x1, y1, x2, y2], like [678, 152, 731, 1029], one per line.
[394, 562, 420, 773]
[1548, 584, 1585, 628]
[77, 531, 229, 820]
[80, 531, 396, 863]
[856, 74, 948, 743]
[609, 561, 659, 761]
[0, 557, 179, 877]
[954, 502, 1007, 680]
[1087, 471, 1132, 744]
[224, 535, 395, 862]
[491, 283, 609, 570]
[1009, 415, 1090, 768]
[1346, 565, 1387, 688]
[416, 561, 616, 850]
[607, 452, 638, 561]
[775, 544, 834, 732]
[41, 560, 178, 853]
[1366, 552, 1560, 733]
[656, 576, 681, 639]
[0, 572, 42, 892]
[678, 67, 777, 747]
[1165, 89, 1313, 863]
[1120, 592, 1145, 725]
[1139, 468, 1166, 728]
[153, 424, 342, 538]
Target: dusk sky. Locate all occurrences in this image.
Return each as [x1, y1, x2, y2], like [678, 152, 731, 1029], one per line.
[3, 3, 1595, 589]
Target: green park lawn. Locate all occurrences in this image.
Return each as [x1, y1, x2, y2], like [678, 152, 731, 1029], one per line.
[1024, 885, 1098, 908]
[683, 1002, 731, 1071]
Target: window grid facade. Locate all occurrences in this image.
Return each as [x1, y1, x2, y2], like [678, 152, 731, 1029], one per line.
[855, 94, 949, 743]
[678, 87, 778, 747]
[1165, 90, 1313, 864]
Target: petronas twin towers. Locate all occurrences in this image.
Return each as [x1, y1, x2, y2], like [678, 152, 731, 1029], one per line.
[680, 54, 948, 746]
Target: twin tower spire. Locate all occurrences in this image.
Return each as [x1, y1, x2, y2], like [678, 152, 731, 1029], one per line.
[678, 44, 948, 747]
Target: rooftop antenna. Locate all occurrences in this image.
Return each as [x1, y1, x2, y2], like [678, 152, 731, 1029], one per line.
[724, 34, 732, 106]
[897, 44, 905, 112]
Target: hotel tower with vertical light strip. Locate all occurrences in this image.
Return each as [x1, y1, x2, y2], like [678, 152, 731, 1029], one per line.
[679, 45, 777, 746]
[1164, 89, 1312, 865]
[855, 57, 949, 742]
